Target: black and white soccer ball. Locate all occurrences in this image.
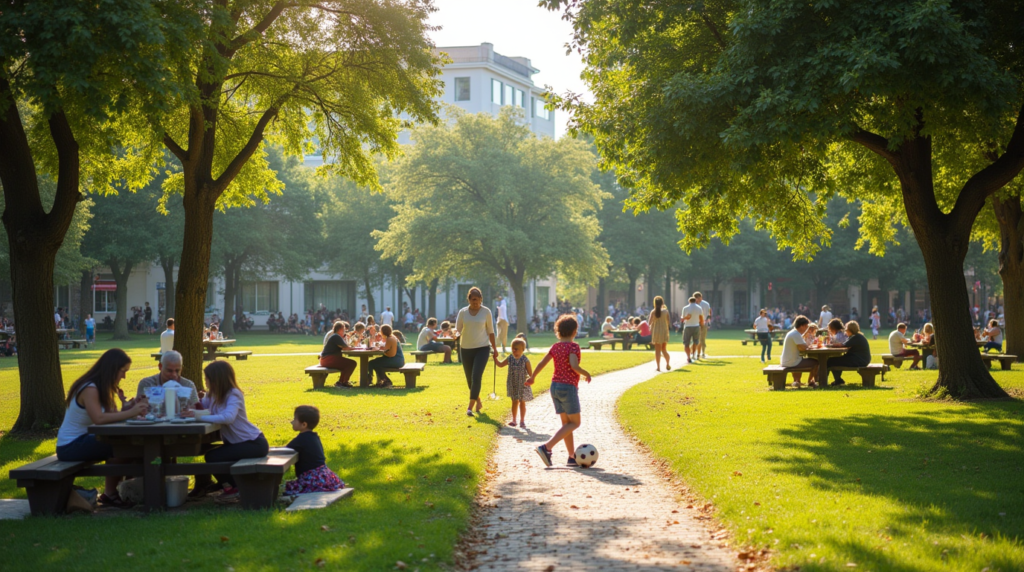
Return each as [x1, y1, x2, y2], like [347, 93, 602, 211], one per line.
[575, 444, 598, 468]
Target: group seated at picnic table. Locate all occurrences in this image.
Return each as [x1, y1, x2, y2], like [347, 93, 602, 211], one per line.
[49, 348, 345, 510]
[778, 315, 872, 387]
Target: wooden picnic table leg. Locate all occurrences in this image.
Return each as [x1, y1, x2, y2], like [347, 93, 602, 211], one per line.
[816, 356, 830, 388]
[143, 439, 166, 509]
[358, 354, 372, 388]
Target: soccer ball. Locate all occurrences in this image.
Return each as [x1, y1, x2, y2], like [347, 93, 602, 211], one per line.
[575, 444, 599, 468]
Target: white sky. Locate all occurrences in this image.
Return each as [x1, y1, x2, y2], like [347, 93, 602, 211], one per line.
[427, 0, 591, 138]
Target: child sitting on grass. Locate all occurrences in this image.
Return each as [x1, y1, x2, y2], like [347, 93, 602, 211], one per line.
[284, 405, 345, 495]
[529, 315, 592, 468]
[495, 337, 533, 428]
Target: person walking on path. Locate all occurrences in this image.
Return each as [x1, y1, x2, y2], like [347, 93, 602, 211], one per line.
[870, 307, 881, 339]
[456, 287, 498, 417]
[531, 315, 592, 467]
[680, 296, 704, 364]
[647, 295, 672, 371]
[695, 291, 712, 359]
[754, 308, 773, 363]
[818, 305, 833, 329]
[495, 295, 509, 354]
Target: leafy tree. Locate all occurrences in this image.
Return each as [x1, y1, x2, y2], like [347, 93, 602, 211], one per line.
[0, 0, 185, 430]
[548, 0, 1024, 398]
[375, 108, 610, 334]
[157, 0, 442, 382]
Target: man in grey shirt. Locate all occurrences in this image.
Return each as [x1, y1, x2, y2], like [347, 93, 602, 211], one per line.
[136, 350, 200, 407]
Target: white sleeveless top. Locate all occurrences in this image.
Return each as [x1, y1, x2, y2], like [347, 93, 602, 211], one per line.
[56, 383, 101, 447]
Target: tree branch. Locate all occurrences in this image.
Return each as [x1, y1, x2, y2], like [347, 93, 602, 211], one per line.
[849, 127, 896, 162]
[45, 109, 84, 238]
[163, 133, 188, 162]
[226, 1, 289, 55]
[211, 104, 281, 194]
[952, 103, 1024, 232]
[700, 13, 726, 51]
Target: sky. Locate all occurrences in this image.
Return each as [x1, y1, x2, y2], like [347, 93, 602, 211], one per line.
[426, 0, 591, 138]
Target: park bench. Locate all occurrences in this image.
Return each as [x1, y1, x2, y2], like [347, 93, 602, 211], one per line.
[214, 350, 252, 360]
[151, 352, 163, 361]
[230, 447, 298, 509]
[880, 354, 907, 369]
[762, 364, 815, 391]
[57, 339, 87, 349]
[410, 350, 437, 363]
[980, 353, 1017, 370]
[588, 340, 619, 350]
[827, 364, 888, 387]
[305, 366, 340, 389]
[382, 362, 426, 389]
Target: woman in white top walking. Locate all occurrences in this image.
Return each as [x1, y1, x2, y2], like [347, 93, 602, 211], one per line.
[818, 305, 833, 328]
[456, 287, 498, 417]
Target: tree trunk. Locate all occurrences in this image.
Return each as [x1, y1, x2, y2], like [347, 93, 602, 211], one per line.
[109, 259, 133, 340]
[79, 269, 93, 335]
[174, 194, 217, 388]
[509, 272, 528, 335]
[645, 266, 655, 307]
[664, 268, 672, 310]
[992, 195, 1024, 357]
[428, 278, 438, 319]
[363, 275, 376, 317]
[626, 269, 638, 312]
[597, 277, 606, 318]
[221, 259, 237, 337]
[160, 255, 176, 319]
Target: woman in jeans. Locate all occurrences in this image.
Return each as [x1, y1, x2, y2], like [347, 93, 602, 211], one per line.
[753, 308, 773, 363]
[368, 324, 405, 388]
[456, 287, 498, 416]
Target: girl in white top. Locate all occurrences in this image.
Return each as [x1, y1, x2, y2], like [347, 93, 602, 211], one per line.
[56, 349, 149, 507]
[455, 287, 498, 417]
[602, 316, 615, 338]
[818, 305, 833, 328]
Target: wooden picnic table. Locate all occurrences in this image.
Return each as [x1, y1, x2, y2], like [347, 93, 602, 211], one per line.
[203, 338, 236, 361]
[906, 342, 935, 357]
[339, 348, 386, 387]
[89, 420, 223, 509]
[743, 329, 785, 344]
[610, 329, 637, 349]
[56, 328, 74, 340]
[800, 346, 849, 387]
[436, 337, 461, 362]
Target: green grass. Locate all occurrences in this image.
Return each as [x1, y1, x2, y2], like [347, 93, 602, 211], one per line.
[618, 346, 1024, 571]
[0, 333, 651, 572]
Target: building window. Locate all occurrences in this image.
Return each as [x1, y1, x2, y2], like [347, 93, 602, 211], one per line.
[536, 286, 550, 310]
[241, 281, 279, 313]
[514, 89, 524, 108]
[454, 77, 471, 101]
[504, 84, 513, 107]
[94, 290, 117, 313]
[534, 98, 550, 120]
[491, 79, 502, 105]
[54, 284, 70, 311]
[304, 280, 356, 315]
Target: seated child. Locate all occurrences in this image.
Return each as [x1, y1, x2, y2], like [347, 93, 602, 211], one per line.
[439, 320, 453, 338]
[601, 317, 614, 339]
[284, 405, 345, 495]
[802, 324, 819, 346]
[348, 322, 366, 346]
[827, 318, 848, 345]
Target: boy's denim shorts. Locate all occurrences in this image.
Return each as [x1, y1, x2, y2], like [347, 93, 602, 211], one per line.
[550, 382, 581, 415]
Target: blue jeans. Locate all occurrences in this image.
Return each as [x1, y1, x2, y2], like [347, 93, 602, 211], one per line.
[550, 382, 581, 415]
[419, 341, 447, 353]
[369, 354, 405, 383]
[461, 346, 490, 400]
[56, 434, 114, 462]
[758, 332, 772, 360]
[205, 433, 269, 487]
[984, 341, 1002, 353]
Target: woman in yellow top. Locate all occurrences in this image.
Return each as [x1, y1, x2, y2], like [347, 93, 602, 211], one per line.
[648, 296, 672, 371]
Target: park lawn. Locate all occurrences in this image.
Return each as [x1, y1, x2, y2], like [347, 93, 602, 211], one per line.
[619, 356, 1024, 571]
[0, 338, 651, 572]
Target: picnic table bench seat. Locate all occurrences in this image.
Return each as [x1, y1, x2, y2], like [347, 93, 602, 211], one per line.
[410, 350, 437, 363]
[588, 340, 620, 350]
[305, 366, 340, 389]
[979, 353, 1017, 370]
[880, 354, 905, 368]
[762, 364, 815, 390]
[57, 339, 87, 349]
[827, 364, 887, 387]
[214, 350, 252, 360]
[230, 447, 298, 509]
[383, 362, 426, 388]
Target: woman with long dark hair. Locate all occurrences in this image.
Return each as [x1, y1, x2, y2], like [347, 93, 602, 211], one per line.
[456, 287, 498, 416]
[190, 361, 268, 502]
[648, 295, 672, 371]
[56, 348, 149, 507]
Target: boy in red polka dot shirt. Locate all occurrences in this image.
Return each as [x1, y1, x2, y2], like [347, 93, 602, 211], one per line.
[528, 315, 592, 467]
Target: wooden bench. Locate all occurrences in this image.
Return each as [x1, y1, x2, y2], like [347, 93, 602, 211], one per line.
[57, 339, 87, 349]
[382, 362, 427, 388]
[214, 350, 252, 360]
[763, 364, 815, 390]
[588, 340, 619, 350]
[880, 354, 905, 369]
[980, 353, 1017, 370]
[10, 455, 143, 516]
[410, 350, 436, 363]
[230, 447, 298, 509]
[305, 366, 340, 389]
[827, 364, 887, 387]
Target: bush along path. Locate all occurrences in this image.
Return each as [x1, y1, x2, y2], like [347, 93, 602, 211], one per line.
[458, 354, 738, 571]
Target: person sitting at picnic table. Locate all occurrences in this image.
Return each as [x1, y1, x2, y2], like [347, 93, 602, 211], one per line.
[320, 321, 358, 388]
[781, 316, 818, 388]
[418, 317, 453, 363]
[367, 324, 405, 388]
[888, 322, 922, 370]
[920, 322, 935, 344]
[825, 321, 871, 387]
[56, 348, 149, 508]
[826, 318, 848, 345]
[982, 319, 1003, 353]
[189, 361, 269, 502]
[632, 316, 652, 345]
[348, 322, 367, 346]
[802, 323, 820, 347]
[136, 350, 200, 407]
[601, 316, 615, 339]
[209, 324, 223, 340]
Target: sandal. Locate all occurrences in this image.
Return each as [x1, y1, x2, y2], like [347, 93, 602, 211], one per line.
[508, 421, 517, 427]
[98, 492, 132, 508]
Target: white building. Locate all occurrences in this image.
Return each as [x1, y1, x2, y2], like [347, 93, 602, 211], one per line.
[88, 43, 558, 329]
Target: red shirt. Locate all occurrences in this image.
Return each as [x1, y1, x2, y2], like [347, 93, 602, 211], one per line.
[548, 341, 582, 386]
[638, 321, 651, 337]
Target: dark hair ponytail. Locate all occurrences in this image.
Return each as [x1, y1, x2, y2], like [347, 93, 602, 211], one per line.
[654, 296, 664, 318]
[66, 348, 132, 411]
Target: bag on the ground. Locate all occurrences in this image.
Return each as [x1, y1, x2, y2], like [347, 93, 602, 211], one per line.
[117, 477, 144, 505]
[926, 355, 938, 370]
[66, 486, 97, 513]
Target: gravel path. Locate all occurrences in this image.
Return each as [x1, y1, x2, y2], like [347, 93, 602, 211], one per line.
[461, 353, 738, 571]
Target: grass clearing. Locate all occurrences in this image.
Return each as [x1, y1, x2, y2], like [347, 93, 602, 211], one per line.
[0, 333, 650, 572]
[619, 344, 1024, 571]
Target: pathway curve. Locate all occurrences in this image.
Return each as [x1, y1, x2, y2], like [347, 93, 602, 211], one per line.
[460, 353, 738, 571]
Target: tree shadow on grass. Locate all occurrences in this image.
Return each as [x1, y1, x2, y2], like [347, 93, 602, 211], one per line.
[0, 433, 50, 498]
[764, 405, 1024, 570]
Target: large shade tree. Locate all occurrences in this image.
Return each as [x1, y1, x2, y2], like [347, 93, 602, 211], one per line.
[376, 107, 609, 333]
[0, 0, 186, 430]
[548, 0, 1024, 398]
[157, 0, 442, 382]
